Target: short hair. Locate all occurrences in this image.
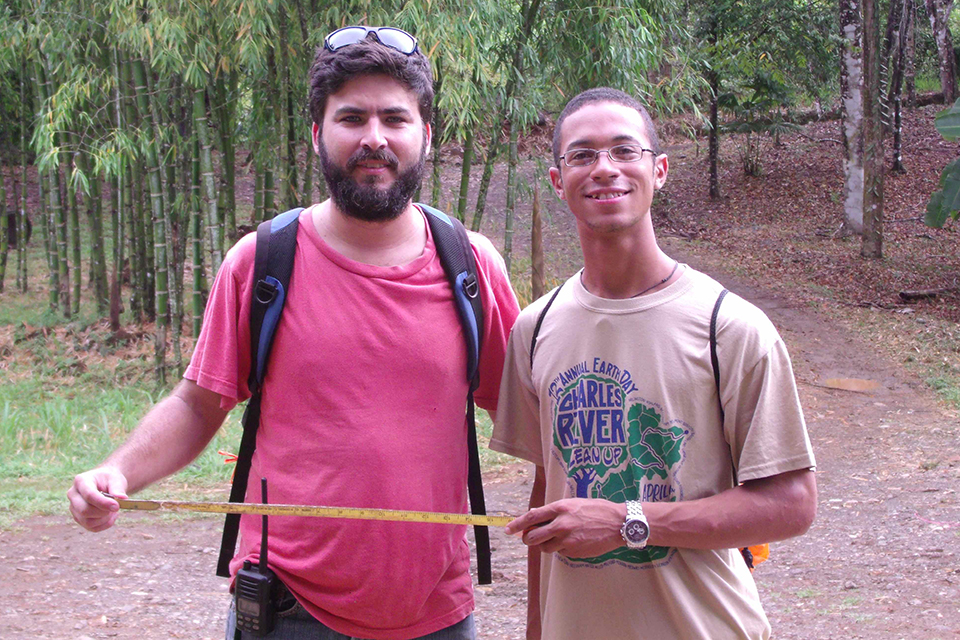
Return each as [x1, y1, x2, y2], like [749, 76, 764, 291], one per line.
[552, 87, 661, 167]
[308, 33, 434, 128]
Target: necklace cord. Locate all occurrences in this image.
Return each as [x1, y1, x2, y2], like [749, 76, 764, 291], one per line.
[631, 260, 680, 298]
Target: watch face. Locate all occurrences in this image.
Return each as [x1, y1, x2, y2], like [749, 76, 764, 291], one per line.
[624, 520, 649, 543]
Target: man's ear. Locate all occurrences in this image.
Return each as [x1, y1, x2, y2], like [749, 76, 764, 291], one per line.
[548, 166, 566, 200]
[312, 122, 321, 155]
[424, 122, 432, 156]
[653, 154, 669, 190]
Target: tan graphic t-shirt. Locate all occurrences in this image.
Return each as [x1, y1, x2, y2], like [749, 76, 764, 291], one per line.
[492, 267, 816, 640]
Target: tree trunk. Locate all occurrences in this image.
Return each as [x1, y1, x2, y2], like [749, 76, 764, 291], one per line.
[708, 70, 722, 199]
[279, 5, 298, 209]
[52, 149, 71, 318]
[430, 64, 444, 208]
[303, 138, 314, 205]
[503, 122, 519, 276]
[430, 123, 443, 207]
[840, 0, 865, 235]
[286, 80, 299, 208]
[192, 134, 204, 337]
[267, 45, 289, 211]
[862, 0, 885, 257]
[905, 0, 917, 106]
[128, 158, 144, 319]
[214, 70, 238, 244]
[17, 54, 29, 292]
[531, 183, 544, 301]
[37, 59, 71, 316]
[194, 86, 223, 273]
[881, 0, 906, 132]
[110, 167, 126, 333]
[18, 116, 28, 292]
[456, 128, 474, 223]
[892, 96, 905, 173]
[109, 51, 124, 332]
[76, 142, 109, 314]
[706, 8, 722, 200]
[473, 0, 543, 230]
[0, 166, 7, 292]
[122, 60, 145, 318]
[254, 167, 265, 224]
[67, 140, 82, 316]
[925, 0, 958, 104]
[38, 165, 60, 311]
[471, 137, 499, 232]
[264, 168, 276, 221]
[890, 0, 911, 173]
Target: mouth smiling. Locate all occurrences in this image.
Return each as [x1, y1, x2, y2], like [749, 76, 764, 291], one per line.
[585, 190, 630, 200]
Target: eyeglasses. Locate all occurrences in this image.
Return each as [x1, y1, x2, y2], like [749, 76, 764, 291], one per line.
[559, 144, 655, 167]
[323, 26, 419, 55]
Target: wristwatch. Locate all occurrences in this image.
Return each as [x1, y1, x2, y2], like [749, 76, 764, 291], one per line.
[620, 500, 650, 549]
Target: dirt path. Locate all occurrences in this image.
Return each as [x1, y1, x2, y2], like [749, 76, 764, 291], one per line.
[670, 241, 960, 640]
[4, 248, 959, 640]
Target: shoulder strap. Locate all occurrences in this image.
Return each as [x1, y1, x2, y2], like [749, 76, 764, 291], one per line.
[709, 288, 729, 427]
[419, 203, 483, 388]
[710, 287, 763, 569]
[529, 282, 565, 371]
[417, 203, 493, 584]
[216, 207, 302, 578]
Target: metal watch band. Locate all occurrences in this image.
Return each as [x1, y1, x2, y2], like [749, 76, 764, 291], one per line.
[626, 500, 645, 520]
[621, 500, 650, 549]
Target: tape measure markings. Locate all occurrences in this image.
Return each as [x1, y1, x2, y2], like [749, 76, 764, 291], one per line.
[111, 497, 515, 528]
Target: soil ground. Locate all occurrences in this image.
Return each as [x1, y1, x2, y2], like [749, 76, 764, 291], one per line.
[3, 110, 960, 639]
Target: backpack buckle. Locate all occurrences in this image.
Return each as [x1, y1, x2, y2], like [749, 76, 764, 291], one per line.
[462, 273, 479, 299]
[255, 279, 278, 304]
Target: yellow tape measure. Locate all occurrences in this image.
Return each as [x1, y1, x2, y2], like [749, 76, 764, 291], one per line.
[109, 496, 514, 528]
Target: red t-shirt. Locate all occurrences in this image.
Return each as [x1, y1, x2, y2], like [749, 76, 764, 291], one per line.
[184, 206, 519, 639]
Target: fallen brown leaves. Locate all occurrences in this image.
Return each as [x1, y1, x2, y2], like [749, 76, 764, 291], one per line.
[659, 104, 960, 324]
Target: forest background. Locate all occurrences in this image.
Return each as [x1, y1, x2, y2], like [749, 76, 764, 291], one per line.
[0, 0, 959, 558]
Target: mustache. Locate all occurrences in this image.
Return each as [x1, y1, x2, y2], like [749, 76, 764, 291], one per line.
[346, 148, 399, 172]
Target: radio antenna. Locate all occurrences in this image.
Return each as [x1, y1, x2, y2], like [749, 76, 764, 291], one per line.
[259, 477, 269, 574]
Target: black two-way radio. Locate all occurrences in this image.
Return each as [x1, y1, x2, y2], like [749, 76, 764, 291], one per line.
[234, 478, 278, 636]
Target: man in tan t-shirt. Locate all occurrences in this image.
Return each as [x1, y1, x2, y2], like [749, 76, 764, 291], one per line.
[491, 88, 817, 639]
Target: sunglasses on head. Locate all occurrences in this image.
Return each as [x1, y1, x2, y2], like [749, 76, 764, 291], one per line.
[323, 26, 419, 55]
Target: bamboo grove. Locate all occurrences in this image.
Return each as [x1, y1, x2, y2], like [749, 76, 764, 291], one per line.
[0, 0, 948, 384]
[0, 0, 693, 384]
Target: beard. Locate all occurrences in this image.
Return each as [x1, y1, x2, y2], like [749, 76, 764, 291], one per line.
[318, 141, 426, 222]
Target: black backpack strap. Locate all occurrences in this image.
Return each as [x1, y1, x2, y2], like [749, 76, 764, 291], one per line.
[529, 282, 565, 371]
[216, 208, 302, 578]
[418, 203, 492, 585]
[419, 203, 484, 389]
[709, 288, 753, 566]
[709, 288, 729, 427]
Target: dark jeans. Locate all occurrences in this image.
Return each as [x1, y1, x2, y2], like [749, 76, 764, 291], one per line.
[225, 584, 476, 640]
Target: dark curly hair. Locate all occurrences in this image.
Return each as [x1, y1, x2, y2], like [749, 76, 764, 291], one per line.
[308, 33, 434, 129]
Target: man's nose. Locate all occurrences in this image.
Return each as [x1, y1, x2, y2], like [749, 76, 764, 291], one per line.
[590, 150, 620, 178]
[361, 119, 387, 150]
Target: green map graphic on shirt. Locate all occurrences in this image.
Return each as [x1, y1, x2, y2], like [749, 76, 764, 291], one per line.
[549, 359, 690, 567]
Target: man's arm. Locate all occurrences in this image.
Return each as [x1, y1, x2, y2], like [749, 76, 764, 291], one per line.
[506, 469, 816, 558]
[67, 379, 230, 532]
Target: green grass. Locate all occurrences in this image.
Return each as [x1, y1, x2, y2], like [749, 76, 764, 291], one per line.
[475, 409, 518, 469]
[0, 340, 247, 527]
[0, 250, 246, 527]
[926, 375, 960, 407]
[0, 235, 521, 526]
